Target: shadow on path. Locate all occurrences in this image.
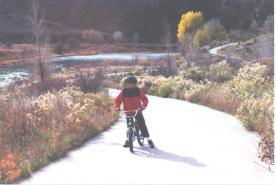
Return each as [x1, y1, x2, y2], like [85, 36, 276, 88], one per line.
[134, 147, 206, 167]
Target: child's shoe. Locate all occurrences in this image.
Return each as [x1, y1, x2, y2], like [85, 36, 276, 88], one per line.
[148, 139, 155, 148]
[123, 140, 130, 147]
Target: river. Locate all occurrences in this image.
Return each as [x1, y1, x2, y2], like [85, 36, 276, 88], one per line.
[0, 52, 170, 88]
[0, 41, 238, 89]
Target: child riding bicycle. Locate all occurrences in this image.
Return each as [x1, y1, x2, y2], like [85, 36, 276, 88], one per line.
[115, 76, 155, 148]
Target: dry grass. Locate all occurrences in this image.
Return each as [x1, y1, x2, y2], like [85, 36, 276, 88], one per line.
[0, 84, 118, 183]
[193, 85, 241, 115]
[74, 69, 104, 93]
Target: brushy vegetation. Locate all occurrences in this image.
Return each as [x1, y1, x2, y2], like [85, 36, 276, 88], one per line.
[81, 28, 104, 43]
[113, 57, 273, 164]
[0, 85, 118, 183]
[158, 83, 174, 98]
[74, 69, 104, 93]
[237, 92, 274, 164]
[208, 60, 233, 83]
[225, 63, 270, 99]
[113, 31, 124, 43]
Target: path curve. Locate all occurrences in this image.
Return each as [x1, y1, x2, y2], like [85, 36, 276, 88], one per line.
[21, 89, 273, 184]
[209, 43, 238, 55]
[208, 42, 242, 62]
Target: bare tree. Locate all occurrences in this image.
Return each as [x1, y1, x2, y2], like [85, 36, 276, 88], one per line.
[262, 15, 274, 33]
[113, 31, 124, 43]
[162, 31, 173, 76]
[29, 0, 52, 83]
[184, 33, 198, 63]
[132, 33, 139, 50]
[161, 21, 175, 76]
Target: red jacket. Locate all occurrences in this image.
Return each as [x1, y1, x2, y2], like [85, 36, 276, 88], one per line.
[115, 87, 148, 115]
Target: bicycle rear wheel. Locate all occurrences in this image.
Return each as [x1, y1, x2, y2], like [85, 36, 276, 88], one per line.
[135, 124, 144, 146]
[137, 133, 144, 146]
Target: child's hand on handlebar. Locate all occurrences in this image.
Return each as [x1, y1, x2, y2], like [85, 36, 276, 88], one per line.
[115, 107, 120, 112]
[141, 105, 146, 110]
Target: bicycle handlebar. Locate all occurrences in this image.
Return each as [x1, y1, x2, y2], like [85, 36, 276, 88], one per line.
[120, 108, 141, 117]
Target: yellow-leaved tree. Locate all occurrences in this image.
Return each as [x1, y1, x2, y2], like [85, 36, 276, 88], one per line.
[177, 11, 203, 41]
[194, 18, 226, 47]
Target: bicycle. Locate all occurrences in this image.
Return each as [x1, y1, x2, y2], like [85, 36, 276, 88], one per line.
[122, 108, 145, 153]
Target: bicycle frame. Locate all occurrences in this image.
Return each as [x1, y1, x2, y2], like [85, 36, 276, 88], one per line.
[122, 108, 140, 139]
[120, 108, 144, 152]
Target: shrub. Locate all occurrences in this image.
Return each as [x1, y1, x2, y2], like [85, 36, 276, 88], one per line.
[158, 83, 174, 98]
[0, 89, 34, 148]
[236, 93, 274, 164]
[260, 58, 274, 77]
[66, 38, 81, 50]
[237, 93, 273, 132]
[38, 78, 68, 93]
[209, 60, 233, 83]
[178, 63, 205, 82]
[16, 78, 68, 96]
[184, 82, 210, 102]
[187, 70, 203, 82]
[74, 69, 104, 93]
[113, 31, 124, 43]
[81, 29, 104, 43]
[225, 63, 268, 99]
[53, 42, 64, 54]
[54, 39, 80, 54]
[138, 76, 169, 95]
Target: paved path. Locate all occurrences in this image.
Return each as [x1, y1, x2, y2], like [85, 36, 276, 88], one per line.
[21, 89, 274, 184]
[209, 42, 238, 55]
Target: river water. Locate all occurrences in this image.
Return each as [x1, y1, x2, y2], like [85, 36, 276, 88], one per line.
[0, 52, 169, 88]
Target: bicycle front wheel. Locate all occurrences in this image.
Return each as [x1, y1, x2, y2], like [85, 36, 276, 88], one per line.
[127, 128, 134, 153]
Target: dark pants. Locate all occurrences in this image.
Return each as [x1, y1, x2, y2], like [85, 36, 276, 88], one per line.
[126, 113, 150, 137]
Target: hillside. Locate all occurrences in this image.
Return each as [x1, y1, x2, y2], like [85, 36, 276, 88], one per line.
[0, 0, 273, 43]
